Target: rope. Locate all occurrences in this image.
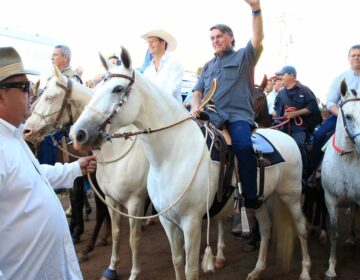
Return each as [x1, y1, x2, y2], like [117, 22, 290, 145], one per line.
[50, 134, 138, 164]
[270, 106, 303, 134]
[86, 135, 208, 220]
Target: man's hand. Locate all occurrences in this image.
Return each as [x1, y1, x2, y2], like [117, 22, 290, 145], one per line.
[284, 110, 298, 119]
[191, 91, 204, 118]
[78, 155, 97, 175]
[245, 0, 260, 9]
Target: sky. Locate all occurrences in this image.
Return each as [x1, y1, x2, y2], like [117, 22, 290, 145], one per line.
[1, 0, 360, 101]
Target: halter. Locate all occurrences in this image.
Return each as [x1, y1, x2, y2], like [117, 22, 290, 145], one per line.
[332, 96, 360, 155]
[32, 78, 74, 132]
[97, 71, 135, 137]
[339, 96, 360, 144]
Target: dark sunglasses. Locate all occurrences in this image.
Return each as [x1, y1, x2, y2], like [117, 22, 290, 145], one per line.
[0, 81, 31, 94]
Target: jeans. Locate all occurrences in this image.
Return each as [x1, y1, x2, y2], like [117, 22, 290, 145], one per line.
[310, 116, 337, 172]
[226, 120, 257, 201]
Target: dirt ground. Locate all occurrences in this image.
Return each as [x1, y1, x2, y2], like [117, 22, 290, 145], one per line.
[60, 196, 360, 280]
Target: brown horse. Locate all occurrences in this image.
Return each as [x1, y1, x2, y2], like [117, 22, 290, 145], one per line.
[253, 75, 272, 128]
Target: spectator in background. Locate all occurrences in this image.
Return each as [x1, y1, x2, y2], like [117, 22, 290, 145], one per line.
[141, 29, 184, 102]
[265, 75, 282, 115]
[307, 44, 360, 187]
[273, 65, 321, 175]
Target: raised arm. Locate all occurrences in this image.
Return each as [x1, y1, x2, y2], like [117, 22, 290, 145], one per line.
[245, 0, 264, 50]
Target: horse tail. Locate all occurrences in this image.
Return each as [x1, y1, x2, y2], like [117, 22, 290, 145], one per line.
[272, 193, 296, 272]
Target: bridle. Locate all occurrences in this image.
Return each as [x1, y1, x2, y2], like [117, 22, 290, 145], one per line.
[95, 71, 135, 139]
[332, 95, 360, 155]
[339, 96, 360, 144]
[32, 78, 74, 133]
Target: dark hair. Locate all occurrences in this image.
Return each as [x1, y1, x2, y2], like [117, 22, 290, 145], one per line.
[157, 37, 168, 50]
[210, 24, 235, 47]
[348, 44, 360, 55]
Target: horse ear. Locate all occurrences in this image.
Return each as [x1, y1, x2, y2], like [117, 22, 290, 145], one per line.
[260, 75, 268, 90]
[99, 52, 109, 72]
[120, 46, 131, 69]
[340, 79, 348, 97]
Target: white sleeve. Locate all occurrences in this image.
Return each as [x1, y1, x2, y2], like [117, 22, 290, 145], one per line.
[167, 59, 184, 100]
[39, 161, 83, 190]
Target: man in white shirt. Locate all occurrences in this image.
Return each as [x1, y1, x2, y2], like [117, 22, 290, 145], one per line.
[0, 47, 96, 280]
[265, 75, 282, 115]
[141, 29, 184, 102]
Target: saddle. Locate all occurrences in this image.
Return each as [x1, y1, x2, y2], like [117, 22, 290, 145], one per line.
[200, 121, 285, 217]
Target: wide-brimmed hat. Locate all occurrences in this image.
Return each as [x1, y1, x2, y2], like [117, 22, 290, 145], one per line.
[0, 47, 39, 83]
[108, 52, 119, 60]
[141, 29, 177, 51]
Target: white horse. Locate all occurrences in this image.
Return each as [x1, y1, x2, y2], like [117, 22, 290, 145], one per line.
[70, 47, 311, 280]
[321, 80, 360, 280]
[23, 66, 150, 280]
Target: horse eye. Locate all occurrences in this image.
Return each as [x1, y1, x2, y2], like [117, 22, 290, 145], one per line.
[345, 114, 352, 121]
[113, 85, 123, 94]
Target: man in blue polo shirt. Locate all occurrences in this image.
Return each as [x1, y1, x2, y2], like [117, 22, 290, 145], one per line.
[191, 0, 263, 237]
[273, 65, 319, 175]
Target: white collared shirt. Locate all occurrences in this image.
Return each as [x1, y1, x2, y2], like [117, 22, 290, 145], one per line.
[0, 119, 83, 280]
[144, 52, 184, 102]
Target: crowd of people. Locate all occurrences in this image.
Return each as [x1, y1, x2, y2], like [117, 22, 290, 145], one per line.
[1, 0, 360, 278]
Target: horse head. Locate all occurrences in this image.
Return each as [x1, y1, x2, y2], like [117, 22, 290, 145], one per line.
[253, 75, 272, 127]
[70, 46, 140, 150]
[338, 79, 360, 152]
[23, 65, 92, 144]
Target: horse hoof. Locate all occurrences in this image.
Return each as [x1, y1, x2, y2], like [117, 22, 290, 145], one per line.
[325, 276, 337, 280]
[96, 238, 108, 247]
[319, 230, 327, 245]
[102, 268, 118, 280]
[77, 252, 89, 263]
[214, 258, 226, 269]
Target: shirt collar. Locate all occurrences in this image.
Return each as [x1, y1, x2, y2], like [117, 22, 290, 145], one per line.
[214, 48, 235, 57]
[0, 118, 25, 139]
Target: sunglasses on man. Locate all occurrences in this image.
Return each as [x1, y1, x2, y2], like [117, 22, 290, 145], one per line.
[0, 81, 31, 94]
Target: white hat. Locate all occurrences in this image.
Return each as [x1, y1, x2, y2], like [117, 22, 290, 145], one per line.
[141, 29, 177, 51]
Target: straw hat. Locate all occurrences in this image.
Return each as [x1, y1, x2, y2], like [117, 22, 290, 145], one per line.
[0, 47, 39, 82]
[141, 29, 177, 51]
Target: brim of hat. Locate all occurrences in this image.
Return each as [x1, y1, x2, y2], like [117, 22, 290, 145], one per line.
[0, 69, 39, 83]
[275, 71, 284, 76]
[141, 30, 177, 52]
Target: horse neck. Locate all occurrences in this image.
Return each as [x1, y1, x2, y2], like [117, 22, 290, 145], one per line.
[131, 77, 206, 166]
[335, 112, 353, 150]
[70, 84, 93, 121]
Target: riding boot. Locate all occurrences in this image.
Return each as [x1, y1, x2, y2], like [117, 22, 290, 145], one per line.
[231, 207, 257, 239]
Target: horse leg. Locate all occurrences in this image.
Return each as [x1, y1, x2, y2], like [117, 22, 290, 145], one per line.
[70, 176, 85, 244]
[324, 191, 339, 280]
[183, 218, 202, 280]
[101, 197, 123, 280]
[78, 182, 108, 262]
[127, 201, 145, 280]
[97, 211, 111, 246]
[159, 216, 186, 280]
[214, 219, 226, 269]
[282, 194, 311, 280]
[318, 186, 328, 244]
[247, 205, 271, 280]
[345, 203, 357, 247]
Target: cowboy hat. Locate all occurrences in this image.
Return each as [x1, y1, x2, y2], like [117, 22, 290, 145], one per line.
[0, 47, 39, 83]
[141, 29, 177, 51]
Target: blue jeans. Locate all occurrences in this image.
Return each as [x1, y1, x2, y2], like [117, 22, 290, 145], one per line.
[226, 120, 257, 201]
[311, 116, 337, 172]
